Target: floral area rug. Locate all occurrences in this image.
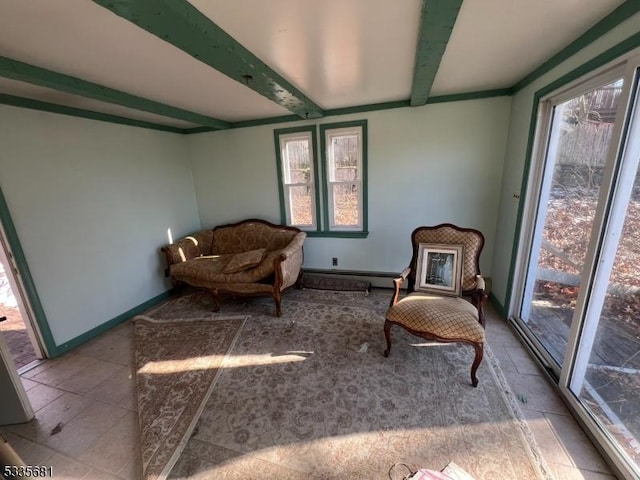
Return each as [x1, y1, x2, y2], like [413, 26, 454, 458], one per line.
[134, 315, 246, 480]
[138, 289, 552, 480]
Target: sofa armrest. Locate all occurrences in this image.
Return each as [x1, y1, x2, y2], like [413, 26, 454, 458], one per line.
[162, 233, 209, 265]
[274, 232, 306, 289]
[278, 232, 307, 260]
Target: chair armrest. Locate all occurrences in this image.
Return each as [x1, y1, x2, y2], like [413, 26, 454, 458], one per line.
[389, 267, 411, 307]
[472, 274, 488, 327]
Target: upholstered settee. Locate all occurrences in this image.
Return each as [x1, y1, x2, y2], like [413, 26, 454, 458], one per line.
[162, 219, 306, 316]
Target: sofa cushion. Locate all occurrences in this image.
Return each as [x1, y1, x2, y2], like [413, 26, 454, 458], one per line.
[223, 248, 267, 274]
[171, 251, 279, 284]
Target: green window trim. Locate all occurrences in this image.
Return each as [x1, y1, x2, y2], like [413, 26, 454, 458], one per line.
[274, 120, 369, 238]
[320, 119, 368, 236]
[274, 125, 322, 232]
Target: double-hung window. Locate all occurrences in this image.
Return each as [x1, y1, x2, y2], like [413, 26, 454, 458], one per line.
[275, 119, 367, 237]
[320, 120, 367, 233]
[274, 126, 320, 230]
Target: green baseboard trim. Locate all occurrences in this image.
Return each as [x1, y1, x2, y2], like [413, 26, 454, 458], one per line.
[489, 292, 507, 318]
[52, 290, 173, 357]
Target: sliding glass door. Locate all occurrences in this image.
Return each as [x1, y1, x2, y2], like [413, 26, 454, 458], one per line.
[519, 74, 625, 371]
[515, 55, 640, 478]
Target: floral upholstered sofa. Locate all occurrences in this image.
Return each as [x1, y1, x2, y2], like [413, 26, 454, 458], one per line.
[162, 219, 306, 316]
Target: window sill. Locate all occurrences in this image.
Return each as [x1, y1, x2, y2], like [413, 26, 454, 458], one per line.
[303, 230, 369, 238]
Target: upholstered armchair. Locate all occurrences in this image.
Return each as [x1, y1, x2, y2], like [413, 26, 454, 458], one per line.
[383, 224, 487, 386]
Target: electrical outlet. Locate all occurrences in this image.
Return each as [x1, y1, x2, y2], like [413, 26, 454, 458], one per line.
[332, 257, 338, 266]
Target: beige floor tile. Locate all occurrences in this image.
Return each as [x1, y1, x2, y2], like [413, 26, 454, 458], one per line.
[42, 400, 129, 457]
[78, 411, 138, 475]
[46, 452, 92, 479]
[85, 364, 136, 411]
[25, 383, 66, 412]
[7, 392, 93, 442]
[75, 327, 134, 366]
[81, 468, 125, 480]
[20, 377, 39, 392]
[545, 412, 612, 473]
[501, 371, 570, 415]
[118, 449, 143, 480]
[489, 345, 519, 374]
[505, 345, 543, 375]
[27, 353, 87, 387]
[21, 353, 76, 380]
[0, 429, 55, 465]
[550, 462, 617, 480]
[55, 357, 125, 394]
[520, 408, 575, 467]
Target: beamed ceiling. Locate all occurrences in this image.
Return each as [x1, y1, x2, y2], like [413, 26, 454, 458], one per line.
[0, 0, 634, 134]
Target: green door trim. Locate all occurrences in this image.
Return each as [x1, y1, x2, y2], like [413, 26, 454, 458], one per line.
[410, 0, 464, 106]
[504, 29, 640, 312]
[0, 186, 58, 358]
[512, 0, 640, 93]
[93, 0, 324, 120]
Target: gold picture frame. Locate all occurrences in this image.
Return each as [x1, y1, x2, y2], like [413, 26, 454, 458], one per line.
[414, 243, 464, 296]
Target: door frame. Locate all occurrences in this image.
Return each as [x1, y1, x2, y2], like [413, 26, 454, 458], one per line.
[509, 50, 640, 480]
[0, 187, 56, 359]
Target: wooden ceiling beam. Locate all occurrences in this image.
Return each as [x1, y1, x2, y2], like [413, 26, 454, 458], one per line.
[410, 0, 463, 106]
[0, 56, 230, 129]
[94, 0, 325, 119]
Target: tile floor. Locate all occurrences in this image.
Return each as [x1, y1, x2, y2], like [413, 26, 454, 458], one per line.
[0, 297, 619, 480]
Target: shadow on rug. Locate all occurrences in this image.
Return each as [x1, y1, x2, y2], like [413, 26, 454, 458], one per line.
[138, 290, 553, 480]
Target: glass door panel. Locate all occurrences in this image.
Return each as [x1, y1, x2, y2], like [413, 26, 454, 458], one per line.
[574, 160, 640, 466]
[520, 79, 624, 367]
[568, 73, 640, 470]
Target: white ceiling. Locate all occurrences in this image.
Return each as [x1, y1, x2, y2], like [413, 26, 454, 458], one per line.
[0, 0, 627, 131]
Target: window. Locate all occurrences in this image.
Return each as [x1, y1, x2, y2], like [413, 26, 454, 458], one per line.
[274, 126, 320, 230]
[320, 120, 367, 234]
[275, 120, 368, 237]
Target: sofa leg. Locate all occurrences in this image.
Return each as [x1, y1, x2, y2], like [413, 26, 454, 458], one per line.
[274, 292, 282, 317]
[210, 290, 221, 312]
[295, 271, 304, 289]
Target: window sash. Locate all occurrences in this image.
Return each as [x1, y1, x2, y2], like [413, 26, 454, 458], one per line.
[275, 128, 319, 230]
[323, 124, 365, 231]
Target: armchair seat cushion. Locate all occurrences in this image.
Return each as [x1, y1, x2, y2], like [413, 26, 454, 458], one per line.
[386, 293, 485, 343]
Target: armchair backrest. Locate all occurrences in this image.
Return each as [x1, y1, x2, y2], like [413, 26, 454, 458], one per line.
[409, 224, 484, 293]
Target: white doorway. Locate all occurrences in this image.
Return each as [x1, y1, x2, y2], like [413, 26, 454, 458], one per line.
[0, 225, 45, 371]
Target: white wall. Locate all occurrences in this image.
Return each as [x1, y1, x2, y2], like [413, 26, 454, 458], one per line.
[0, 106, 200, 345]
[491, 12, 640, 309]
[188, 97, 512, 276]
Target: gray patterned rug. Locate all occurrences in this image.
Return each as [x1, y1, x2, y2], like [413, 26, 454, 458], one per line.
[139, 289, 552, 480]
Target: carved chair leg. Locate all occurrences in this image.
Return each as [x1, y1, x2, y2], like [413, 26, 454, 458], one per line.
[383, 320, 393, 357]
[470, 342, 484, 387]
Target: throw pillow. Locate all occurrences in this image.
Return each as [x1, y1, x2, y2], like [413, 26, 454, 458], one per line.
[223, 248, 267, 274]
